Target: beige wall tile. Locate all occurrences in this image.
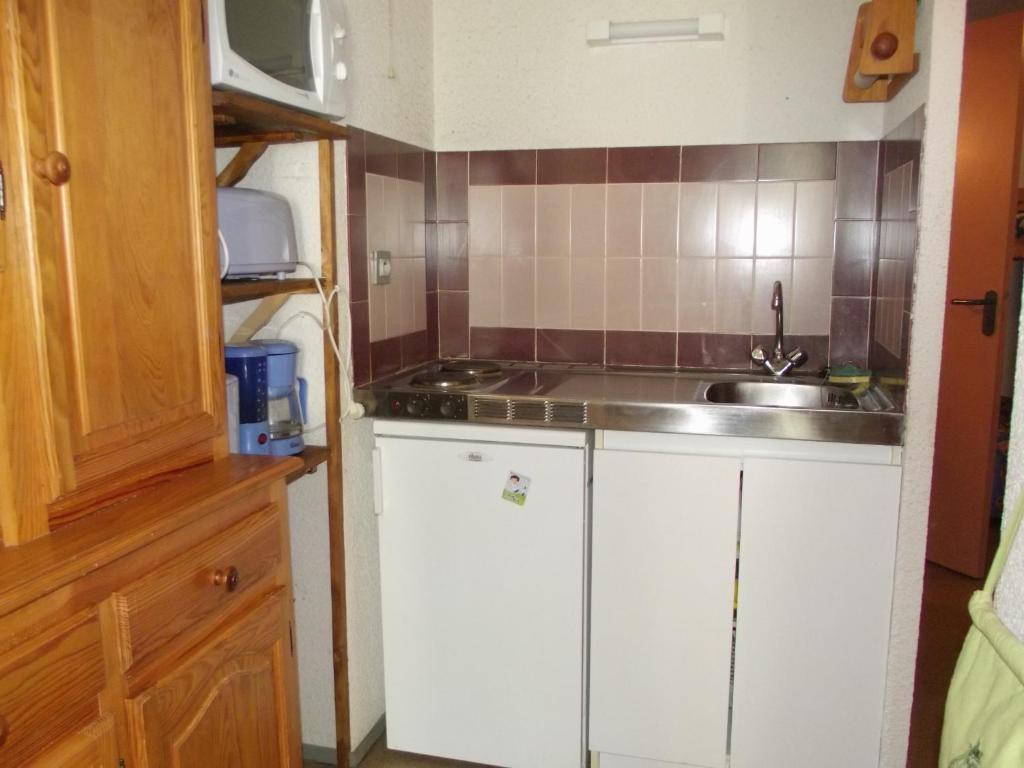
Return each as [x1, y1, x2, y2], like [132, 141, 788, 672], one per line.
[755, 182, 794, 257]
[794, 180, 836, 257]
[384, 264, 403, 338]
[537, 185, 571, 258]
[469, 256, 501, 327]
[790, 257, 833, 334]
[380, 176, 401, 255]
[501, 185, 536, 258]
[677, 259, 715, 332]
[714, 257, 753, 333]
[536, 258, 572, 328]
[399, 179, 426, 257]
[641, 183, 679, 259]
[571, 259, 605, 329]
[752, 258, 792, 335]
[571, 184, 606, 259]
[606, 183, 642, 259]
[642, 258, 678, 331]
[501, 256, 536, 327]
[469, 185, 501, 258]
[678, 182, 717, 259]
[605, 257, 642, 330]
[402, 257, 427, 332]
[717, 183, 755, 258]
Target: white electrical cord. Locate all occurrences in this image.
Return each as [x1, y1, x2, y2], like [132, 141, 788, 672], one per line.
[275, 261, 364, 422]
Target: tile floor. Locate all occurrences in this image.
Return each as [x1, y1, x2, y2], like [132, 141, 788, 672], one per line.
[307, 557, 987, 768]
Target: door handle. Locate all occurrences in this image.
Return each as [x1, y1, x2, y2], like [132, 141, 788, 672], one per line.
[950, 290, 998, 336]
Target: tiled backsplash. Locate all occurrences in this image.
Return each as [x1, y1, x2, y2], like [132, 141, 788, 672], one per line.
[346, 132, 917, 383]
[430, 142, 882, 370]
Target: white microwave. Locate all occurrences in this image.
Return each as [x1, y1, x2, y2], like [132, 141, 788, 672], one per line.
[208, 0, 348, 119]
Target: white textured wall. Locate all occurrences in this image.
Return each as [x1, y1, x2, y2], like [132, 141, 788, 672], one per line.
[878, 2, 966, 765]
[432, 0, 886, 151]
[345, 0, 435, 148]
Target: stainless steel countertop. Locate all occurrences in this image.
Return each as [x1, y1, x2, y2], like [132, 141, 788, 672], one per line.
[356, 362, 903, 446]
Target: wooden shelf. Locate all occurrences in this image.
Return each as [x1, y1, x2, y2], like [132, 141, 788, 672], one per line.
[285, 446, 331, 485]
[212, 90, 349, 147]
[221, 278, 323, 305]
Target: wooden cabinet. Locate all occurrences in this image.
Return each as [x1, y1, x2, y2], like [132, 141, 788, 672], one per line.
[126, 591, 300, 767]
[589, 432, 902, 768]
[0, 459, 302, 768]
[0, 0, 225, 544]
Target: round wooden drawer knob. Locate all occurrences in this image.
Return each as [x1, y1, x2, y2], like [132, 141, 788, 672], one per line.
[213, 566, 240, 592]
[0, 714, 9, 747]
[33, 151, 71, 186]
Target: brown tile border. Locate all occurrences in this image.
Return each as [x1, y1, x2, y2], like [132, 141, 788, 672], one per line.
[438, 291, 470, 357]
[536, 329, 605, 364]
[426, 291, 439, 358]
[350, 301, 371, 386]
[400, 330, 431, 368]
[835, 141, 880, 220]
[681, 145, 757, 182]
[469, 150, 537, 186]
[436, 152, 469, 221]
[757, 142, 837, 182]
[397, 150, 425, 183]
[677, 333, 752, 369]
[606, 330, 676, 367]
[424, 152, 438, 221]
[537, 148, 608, 185]
[345, 127, 366, 217]
[369, 336, 401, 380]
[470, 326, 536, 360]
[832, 220, 875, 298]
[829, 297, 870, 367]
[608, 146, 681, 183]
[436, 223, 469, 291]
[347, 215, 368, 303]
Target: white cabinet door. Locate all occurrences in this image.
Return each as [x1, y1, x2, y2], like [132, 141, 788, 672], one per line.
[730, 458, 901, 768]
[376, 436, 587, 768]
[589, 450, 741, 768]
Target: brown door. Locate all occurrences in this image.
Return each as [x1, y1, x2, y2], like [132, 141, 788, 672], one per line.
[929, 13, 1024, 576]
[126, 592, 301, 768]
[0, 0, 225, 539]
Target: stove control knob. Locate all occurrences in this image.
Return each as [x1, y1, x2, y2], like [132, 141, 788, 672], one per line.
[406, 398, 425, 417]
[389, 398, 402, 414]
[439, 398, 456, 418]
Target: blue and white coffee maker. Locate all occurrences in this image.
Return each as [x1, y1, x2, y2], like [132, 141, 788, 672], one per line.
[260, 339, 307, 456]
[224, 340, 307, 456]
[224, 343, 271, 455]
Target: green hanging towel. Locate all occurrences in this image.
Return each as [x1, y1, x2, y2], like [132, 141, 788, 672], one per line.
[940, 493, 1024, 767]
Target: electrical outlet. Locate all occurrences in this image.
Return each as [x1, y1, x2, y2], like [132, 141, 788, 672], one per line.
[371, 250, 392, 285]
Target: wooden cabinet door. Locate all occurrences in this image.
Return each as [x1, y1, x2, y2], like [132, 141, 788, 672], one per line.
[0, 0, 224, 540]
[126, 592, 300, 768]
[589, 449, 741, 768]
[730, 458, 901, 768]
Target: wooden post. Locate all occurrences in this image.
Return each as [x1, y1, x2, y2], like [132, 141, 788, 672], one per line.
[319, 139, 351, 758]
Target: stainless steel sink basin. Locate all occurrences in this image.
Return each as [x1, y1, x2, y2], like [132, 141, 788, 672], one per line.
[704, 380, 859, 410]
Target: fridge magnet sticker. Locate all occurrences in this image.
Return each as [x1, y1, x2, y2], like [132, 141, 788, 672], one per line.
[501, 472, 531, 506]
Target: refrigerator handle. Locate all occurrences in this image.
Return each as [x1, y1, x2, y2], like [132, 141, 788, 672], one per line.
[372, 447, 384, 516]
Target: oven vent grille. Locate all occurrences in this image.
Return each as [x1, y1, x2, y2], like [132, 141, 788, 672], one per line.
[473, 399, 511, 420]
[472, 398, 588, 426]
[511, 401, 547, 422]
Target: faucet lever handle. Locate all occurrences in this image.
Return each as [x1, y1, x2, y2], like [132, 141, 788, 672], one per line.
[785, 347, 808, 367]
[750, 344, 767, 364]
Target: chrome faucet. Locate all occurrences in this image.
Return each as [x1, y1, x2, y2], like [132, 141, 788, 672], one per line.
[751, 280, 808, 376]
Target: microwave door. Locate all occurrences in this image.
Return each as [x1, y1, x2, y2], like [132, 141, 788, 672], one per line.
[224, 0, 316, 92]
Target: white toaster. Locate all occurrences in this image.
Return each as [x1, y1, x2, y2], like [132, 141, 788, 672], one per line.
[217, 187, 298, 279]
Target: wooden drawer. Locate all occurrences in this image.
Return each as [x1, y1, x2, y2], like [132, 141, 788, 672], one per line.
[112, 504, 283, 672]
[0, 611, 107, 765]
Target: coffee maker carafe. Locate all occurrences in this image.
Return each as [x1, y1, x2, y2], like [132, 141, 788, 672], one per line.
[260, 340, 307, 456]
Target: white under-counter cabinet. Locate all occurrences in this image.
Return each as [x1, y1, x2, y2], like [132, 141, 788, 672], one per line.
[589, 431, 902, 768]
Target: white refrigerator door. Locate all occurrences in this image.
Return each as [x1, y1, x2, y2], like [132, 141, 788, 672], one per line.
[376, 435, 588, 768]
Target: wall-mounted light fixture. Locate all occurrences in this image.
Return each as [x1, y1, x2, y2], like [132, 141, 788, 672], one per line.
[586, 14, 725, 46]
